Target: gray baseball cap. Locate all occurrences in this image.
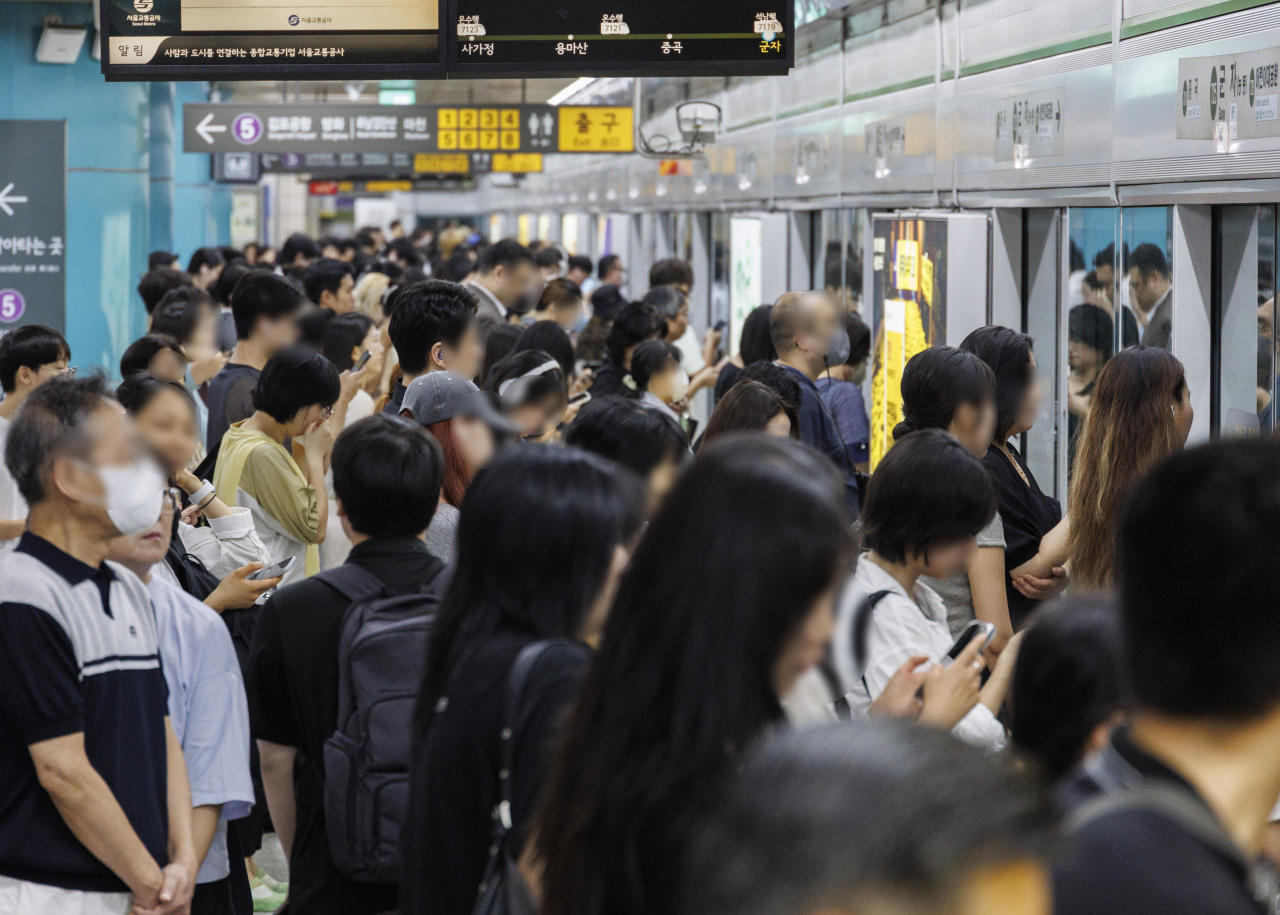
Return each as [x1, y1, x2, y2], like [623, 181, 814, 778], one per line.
[401, 371, 512, 432]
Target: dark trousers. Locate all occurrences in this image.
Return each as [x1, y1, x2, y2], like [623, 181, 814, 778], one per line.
[192, 878, 233, 915]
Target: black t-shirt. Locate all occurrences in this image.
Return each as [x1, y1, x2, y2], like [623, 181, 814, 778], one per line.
[206, 363, 260, 453]
[981, 443, 1061, 630]
[401, 626, 591, 915]
[247, 538, 446, 915]
[1054, 729, 1267, 915]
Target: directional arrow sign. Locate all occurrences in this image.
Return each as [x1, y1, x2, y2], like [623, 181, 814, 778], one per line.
[0, 120, 66, 333]
[195, 113, 227, 145]
[0, 182, 28, 216]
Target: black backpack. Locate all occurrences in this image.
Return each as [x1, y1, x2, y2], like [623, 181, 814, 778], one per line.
[315, 563, 444, 883]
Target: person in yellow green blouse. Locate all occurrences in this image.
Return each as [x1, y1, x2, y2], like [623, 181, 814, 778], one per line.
[214, 346, 341, 585]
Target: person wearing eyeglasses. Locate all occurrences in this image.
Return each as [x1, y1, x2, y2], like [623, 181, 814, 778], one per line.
[213, 347, 341, 587]
[0, 325, 73, 558]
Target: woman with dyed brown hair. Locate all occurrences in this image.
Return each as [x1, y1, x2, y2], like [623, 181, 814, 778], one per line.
[1068, 345, 1193, 589]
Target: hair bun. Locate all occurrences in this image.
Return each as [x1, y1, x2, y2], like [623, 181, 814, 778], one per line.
[892, 418, 919, 440]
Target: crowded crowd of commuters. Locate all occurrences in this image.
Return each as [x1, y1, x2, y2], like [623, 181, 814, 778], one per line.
[0, 223, 1277, 915]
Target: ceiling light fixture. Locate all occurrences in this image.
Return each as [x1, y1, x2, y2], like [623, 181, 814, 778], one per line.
[547, 77, 596, 106]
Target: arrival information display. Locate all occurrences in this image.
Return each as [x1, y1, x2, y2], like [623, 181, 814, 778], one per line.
[101, 0, 443, 80]
[449, 1, 791, 76]
[183, 103, 633, 155]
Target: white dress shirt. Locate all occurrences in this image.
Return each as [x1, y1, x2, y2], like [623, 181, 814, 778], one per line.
[834, 557, 1006, 751]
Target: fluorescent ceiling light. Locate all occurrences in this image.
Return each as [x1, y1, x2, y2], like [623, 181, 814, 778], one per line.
[547, 77, 596, 106]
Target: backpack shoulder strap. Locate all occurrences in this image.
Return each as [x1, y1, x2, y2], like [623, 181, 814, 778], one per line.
[1068, 782, 1251, 874]
[313, 564, 387, 604]
[827, 589, 892, 719]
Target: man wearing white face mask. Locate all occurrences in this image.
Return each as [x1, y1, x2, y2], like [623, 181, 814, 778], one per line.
[771, 291, 862, 516]
[0, 376, 197, 915]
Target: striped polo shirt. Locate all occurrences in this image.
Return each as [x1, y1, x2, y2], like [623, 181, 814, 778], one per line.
[0, 532, 170, 892]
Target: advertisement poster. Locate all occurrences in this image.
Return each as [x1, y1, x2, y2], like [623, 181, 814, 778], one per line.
[729, 216, 762, 357]
[869, 217, 947, 467]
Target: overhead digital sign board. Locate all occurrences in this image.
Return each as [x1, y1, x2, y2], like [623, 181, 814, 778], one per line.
[447, 0, 791, 76]
[182, 103, 634, 155]
[101, 0, 444, 80]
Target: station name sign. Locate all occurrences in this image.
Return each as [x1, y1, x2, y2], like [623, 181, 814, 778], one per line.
[1178, 47, 1280, 141]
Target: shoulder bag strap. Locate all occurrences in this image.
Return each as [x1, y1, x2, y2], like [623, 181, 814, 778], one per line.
[825, 589, 892, 718]
[493, 639, 568, 833]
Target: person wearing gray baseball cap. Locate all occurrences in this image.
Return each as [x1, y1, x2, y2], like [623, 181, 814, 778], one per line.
[400, 372, 511, 563]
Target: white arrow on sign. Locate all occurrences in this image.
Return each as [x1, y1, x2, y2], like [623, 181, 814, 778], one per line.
[195, 113, 227, 145]
[0, 183, 27, 216]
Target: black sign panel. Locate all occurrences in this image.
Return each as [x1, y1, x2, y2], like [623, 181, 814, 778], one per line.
[0, 121, 66, 333]
[447, 0, 790, 76]
[101, 0, 443, 80]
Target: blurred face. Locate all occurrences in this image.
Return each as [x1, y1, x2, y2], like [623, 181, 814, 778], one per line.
[285, 402, 332, 439]
[951, 401, 996, 460]
[134, 387, 200, 475]
[147, 349, 188, 384]
[506, 391, 567, 439]
[14, 356, 71, 393]
[954, 860, 1052, 915]
[326, 274, 356, 314]
[1095, 263, 1114, 292]
[918, 536, 978, 581]
[765, 410, 791, 438]
[182, 308, 220, 364]
[1067, 338, 1103, 375]
[554, 296, 584, 331]
[435, 321, 485, 381]
[796, 294, 841, 361]
[646, 360, 680, 403]
[1173, 381, 1194, 445]
[772, 583, 837, 697]
[645, 450, 680, 516]
[1260, 298, 1276, 341]
[666, 303, 691, 340]
[254, 308, 302, 357]
[354, 325, 385, 386]
[193, 262, 223, 291]
[496, 261, 542, 309]
[451, 413, 495, 471]
[1012, 352, 1044, 436]
[605, 260, 626, 286]
[566, 266, 590, 285]
[106, 494, 174, 572]
[322, 242, 341, 259]
[50, 405, 150, 533]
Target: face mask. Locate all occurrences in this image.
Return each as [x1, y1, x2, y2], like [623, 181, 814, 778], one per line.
[86, 460, 167, 536]
[825, 327, 851, 366]
[669, 368, 690, 403]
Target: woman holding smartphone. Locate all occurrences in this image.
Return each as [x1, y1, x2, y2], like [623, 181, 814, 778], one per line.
[837, 430, 1021, 751]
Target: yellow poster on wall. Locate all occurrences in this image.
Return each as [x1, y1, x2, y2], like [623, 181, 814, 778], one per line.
[870, 298, 929, 468]
[895, 239, 919, 292]
[920, 254, 934, 307]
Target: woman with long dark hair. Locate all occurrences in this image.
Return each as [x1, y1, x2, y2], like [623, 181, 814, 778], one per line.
[1067, 346, 1192, 589]
[959, 327, 1063, 629]
[714, 304, 776, 400]
[402, 446, 639, 915]
[533, 436, 857, 915]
